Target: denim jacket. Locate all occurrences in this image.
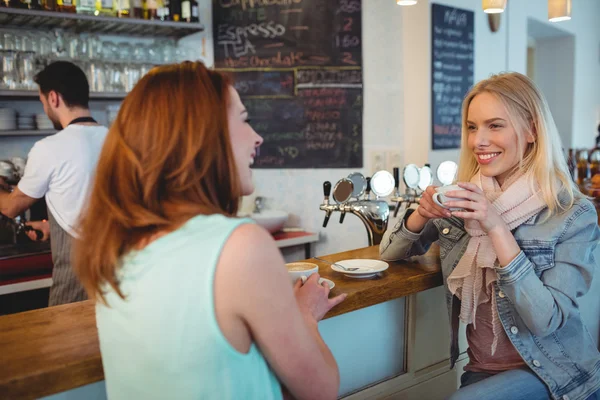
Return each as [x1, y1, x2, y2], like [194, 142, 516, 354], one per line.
[380, 197, 600, 400]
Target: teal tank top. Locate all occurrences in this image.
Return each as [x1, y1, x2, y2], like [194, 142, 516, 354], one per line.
[96, 214, 283, 400]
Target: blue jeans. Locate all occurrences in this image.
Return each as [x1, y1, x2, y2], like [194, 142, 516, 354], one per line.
[447, 368, 600, 400]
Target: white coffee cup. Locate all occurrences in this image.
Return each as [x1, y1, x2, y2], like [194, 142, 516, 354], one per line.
[286, 262, 319, 284]
[432, 185, 467, 211]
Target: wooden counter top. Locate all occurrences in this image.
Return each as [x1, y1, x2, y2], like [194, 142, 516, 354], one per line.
[0, 245, 442, 399]
[315, 245, 442, 319]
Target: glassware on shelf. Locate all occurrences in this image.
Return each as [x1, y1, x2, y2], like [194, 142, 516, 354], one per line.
[87, 61, 107, 92]
[0, 50, 19, 89]
[117, 41, 133, 62]
[16, 51, 36, 90]
[39, 34, 53, 56]
[101, 40, 118, 62]
[123, 63, 141, 91]
[2, 31, 16, 51]
[77, 0, 94, 14]
[0, 25, 181, 97]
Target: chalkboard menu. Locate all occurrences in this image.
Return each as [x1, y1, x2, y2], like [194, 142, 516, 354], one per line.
[431, 3, 474, 150]
[213, 0, 363, 168]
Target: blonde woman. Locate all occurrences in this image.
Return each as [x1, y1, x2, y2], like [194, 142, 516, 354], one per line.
[380, 72, 600, 400]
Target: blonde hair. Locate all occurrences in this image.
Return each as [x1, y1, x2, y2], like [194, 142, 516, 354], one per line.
[457, 72, 579, 216]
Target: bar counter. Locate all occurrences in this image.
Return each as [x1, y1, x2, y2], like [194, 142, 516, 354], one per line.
[0, 245, 442, 399]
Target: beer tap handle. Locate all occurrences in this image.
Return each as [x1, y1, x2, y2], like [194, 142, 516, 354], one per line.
[365, 177, 371, 199]
[322, 181, 332, 227]
[393, 167, 399, 190]
[323, 181, 331, 200]
[323, 212, 331, 228]
[339, 211, 346, 224]
[393, 200, 401, 218]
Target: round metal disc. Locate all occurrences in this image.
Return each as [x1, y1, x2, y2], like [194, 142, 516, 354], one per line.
[418, 166, 433, 191]
[437, 161, 458, 186]
[347, 172, 367, 198]
[371, 170, 395, 197]
[403, 164, 420, 189]
[332, 178, 354, 203]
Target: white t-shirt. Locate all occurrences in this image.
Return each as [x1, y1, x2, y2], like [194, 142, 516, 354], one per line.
[18, 124, 108, 238]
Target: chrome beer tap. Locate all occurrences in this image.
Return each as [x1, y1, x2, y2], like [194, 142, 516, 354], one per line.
[319, 171, 394, 246]
[390, 164, 422, 217]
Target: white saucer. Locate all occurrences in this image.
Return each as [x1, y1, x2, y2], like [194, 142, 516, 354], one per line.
[299, 276, 335, 289]
[319, 278, 335, 289]
[331, 259, 389, 279]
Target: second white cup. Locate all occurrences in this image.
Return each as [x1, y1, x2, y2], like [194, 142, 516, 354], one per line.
[285, 262, 319, 285]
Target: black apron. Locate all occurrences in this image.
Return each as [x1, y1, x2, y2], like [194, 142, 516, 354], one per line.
[47, 116, 97, 306]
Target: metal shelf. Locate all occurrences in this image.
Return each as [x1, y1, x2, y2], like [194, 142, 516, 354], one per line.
[0, 8, 204, 38]
[0, 129, 55, 137]
[0, 90, 127, 100]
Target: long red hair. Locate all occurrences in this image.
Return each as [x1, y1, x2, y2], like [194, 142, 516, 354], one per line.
[74, 62, 240, 302]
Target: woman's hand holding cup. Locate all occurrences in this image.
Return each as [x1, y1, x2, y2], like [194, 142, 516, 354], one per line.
[286, 262, 346, 323]
[416, 186, 453, 220]
[293, 273, 346, 322]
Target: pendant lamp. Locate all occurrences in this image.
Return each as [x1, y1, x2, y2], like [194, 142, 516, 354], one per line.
[482, 0, 507, 14]
[548, 0, 571, 22]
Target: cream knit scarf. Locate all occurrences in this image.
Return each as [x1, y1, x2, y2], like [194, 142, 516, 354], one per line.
[447, 171, 546, 354]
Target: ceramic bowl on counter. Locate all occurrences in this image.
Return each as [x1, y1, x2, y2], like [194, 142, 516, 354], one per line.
[241, 210, 288, 233]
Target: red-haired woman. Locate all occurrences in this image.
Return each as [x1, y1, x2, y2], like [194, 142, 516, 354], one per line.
[74, 62, 345, 400]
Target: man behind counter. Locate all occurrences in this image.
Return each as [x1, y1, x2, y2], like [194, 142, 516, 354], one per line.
[0, 61, 108, 306]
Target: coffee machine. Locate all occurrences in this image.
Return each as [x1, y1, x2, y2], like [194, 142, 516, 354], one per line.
[0, 158, 45, 247]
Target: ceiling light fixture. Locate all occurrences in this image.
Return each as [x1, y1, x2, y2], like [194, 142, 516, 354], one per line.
[548, 0, 571, 22]
[482, 0, 507, 14]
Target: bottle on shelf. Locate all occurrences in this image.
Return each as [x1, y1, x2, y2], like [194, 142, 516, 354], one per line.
[145, 0, 158, 19]
[44, 0, 56, 11]
[28, 0, 43, 9]
[114, 0, 130, 17]
[131, 0, 144, 18]
[577, 149, 590, 186]
[190, 0, 198, 22]
[56, 0, 76, 12]
[77, 0, 95, 14]
[96, 0, 114, 16]
[590, 150, 600, 177]
[567, 148, 576, 179]
[157, 0, 168, 21]
[181, 0, 190, 22]
[6, 0, 24, 7]
[168, 0, 180, 21]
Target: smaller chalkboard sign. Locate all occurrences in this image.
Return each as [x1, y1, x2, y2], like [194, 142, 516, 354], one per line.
[431, 3, 474, 150]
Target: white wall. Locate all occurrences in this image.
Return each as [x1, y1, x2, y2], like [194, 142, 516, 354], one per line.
[534, 35, 576, 148]
[508, 0, 600, 148]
